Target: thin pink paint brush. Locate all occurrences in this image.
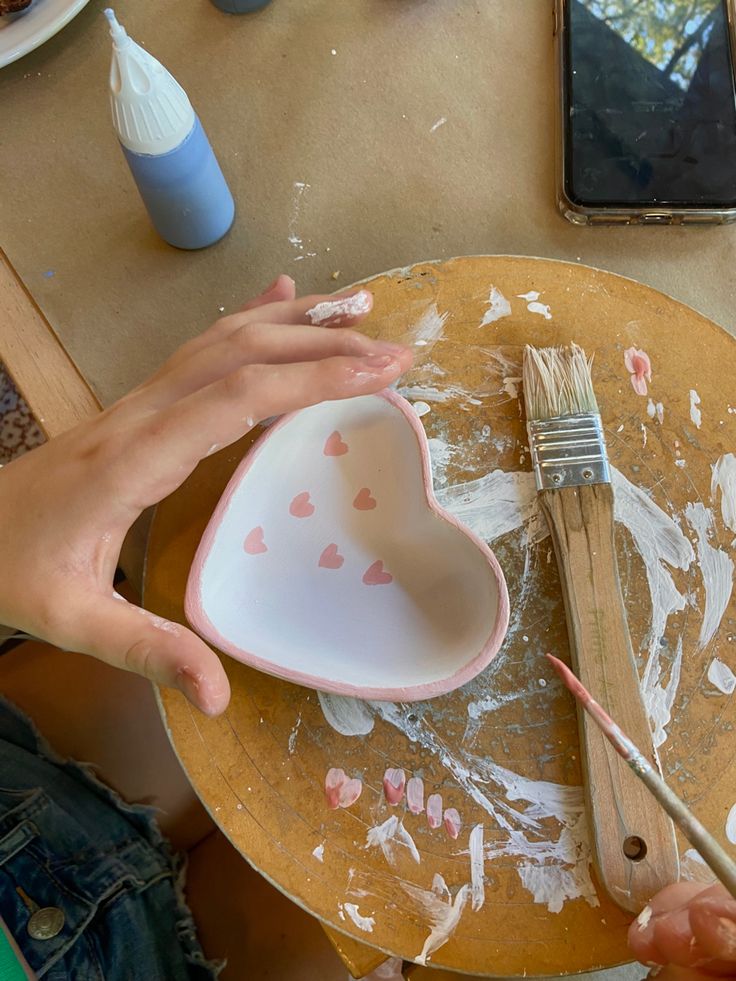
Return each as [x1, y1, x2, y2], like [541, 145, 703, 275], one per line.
[547, 653, 736, 901]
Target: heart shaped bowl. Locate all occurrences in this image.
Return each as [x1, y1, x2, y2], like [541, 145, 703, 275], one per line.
[185, 390, 509, 700]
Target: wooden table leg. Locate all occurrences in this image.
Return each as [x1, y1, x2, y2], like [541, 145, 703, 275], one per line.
[322, 925, 392, 978]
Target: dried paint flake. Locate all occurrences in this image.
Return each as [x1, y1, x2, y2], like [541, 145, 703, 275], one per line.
[383, 767, 406, 805]
[426, 793, 443, 829]
[689, 389, 702, 429]
[726, 803, 736, 844]
[517, 290, 552, 320]
[443, 808, 462, 839]
[647, 398, 665, 424]
[312, 843, 325, 862]
[624, 347, 652, 396]
[707, 658, 736, 695]
[324, 767, 363, 809]
[430, 116, 447, 133]
[342, 902, 375, 932]
[480, 286, 512, 326]
[406, 776, 425, 814]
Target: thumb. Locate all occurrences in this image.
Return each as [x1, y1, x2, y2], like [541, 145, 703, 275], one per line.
[689, 892, 736, 965]
[73, 593, 231, 716]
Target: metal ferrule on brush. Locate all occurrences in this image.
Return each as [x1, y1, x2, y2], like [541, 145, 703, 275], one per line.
[527, 413, 611, 491]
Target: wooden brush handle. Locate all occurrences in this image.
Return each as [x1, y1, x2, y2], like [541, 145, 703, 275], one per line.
[540, 483, 680, 913]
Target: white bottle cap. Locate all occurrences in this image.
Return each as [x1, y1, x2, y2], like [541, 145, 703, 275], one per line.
[104, 9, 196, 156]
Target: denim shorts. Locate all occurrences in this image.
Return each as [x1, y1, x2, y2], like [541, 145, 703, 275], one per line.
[0, 697, 221, 980]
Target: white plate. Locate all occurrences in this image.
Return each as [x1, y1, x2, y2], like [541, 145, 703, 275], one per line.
[0, 0, 90, 69]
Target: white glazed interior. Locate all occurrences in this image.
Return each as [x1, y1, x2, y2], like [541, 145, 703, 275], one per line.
[190, 394, 505, 696]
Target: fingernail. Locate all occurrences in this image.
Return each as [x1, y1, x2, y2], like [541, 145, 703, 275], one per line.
[361, 354, 396, 372]
[264, 277, 280, 292]
[373, 341, 408, 356]
[646, 968, 662, 978]
[716, 916, 736, 953]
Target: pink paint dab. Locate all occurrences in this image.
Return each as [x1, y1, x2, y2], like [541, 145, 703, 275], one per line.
[406, 776, 424, 814]
[243, 526, 267, 554]
[353, 487, 377, 510]
[443, 808, 462, 839]
[426, 793, 443, 829]
[324, 431, 348, 456]
[624, 347, 652, 396]
[289, 491, 315, 518]
[363, 560, 393, 586]
[319, 543, 344, 569]
[324, 767, 363, 809]
[383, 768, 406, 805]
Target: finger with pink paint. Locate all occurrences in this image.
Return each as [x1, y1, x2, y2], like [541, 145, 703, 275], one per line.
[0, 280, 412, 717]
[628, 881, 736, 976]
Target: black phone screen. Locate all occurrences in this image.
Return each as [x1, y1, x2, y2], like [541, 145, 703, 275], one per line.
[564, 0, 736, 207]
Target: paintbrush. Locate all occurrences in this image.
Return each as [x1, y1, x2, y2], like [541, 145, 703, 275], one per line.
[547, 653, 736, 900]
[522, 343, 680, 913]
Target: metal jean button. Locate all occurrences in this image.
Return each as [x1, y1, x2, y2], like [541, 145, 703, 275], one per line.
[27, 907, 65, 940]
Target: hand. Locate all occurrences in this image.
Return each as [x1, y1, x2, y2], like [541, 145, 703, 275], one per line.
[629, 882, 736, 977]
[0, 276, 412, 716]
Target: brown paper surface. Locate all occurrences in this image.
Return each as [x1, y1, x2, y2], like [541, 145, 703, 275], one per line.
[1, 0, 735, 405]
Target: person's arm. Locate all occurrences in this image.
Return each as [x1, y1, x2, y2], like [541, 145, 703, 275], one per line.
[628, 881, 736, 977]
[0, 275, 411, 716]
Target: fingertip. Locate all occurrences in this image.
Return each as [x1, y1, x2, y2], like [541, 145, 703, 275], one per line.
[176, 663, 231, 716]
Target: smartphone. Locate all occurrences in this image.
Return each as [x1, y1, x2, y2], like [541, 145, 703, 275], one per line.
[556, 0, 736, 224]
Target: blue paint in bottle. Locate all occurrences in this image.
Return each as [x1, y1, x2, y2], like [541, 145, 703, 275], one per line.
[105, 9, 235, 250]
[210, 0, 272, 11]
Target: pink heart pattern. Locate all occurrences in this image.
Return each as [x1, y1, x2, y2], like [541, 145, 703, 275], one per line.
[323, 431, 348, 456]
[363, 560, 393, 586]
[289, 491, 315, 518]
[318, 544, 344, 570]
[243, 526, 267, 554]
[353, 487, 377, 511]
[324, 767, 363, 809]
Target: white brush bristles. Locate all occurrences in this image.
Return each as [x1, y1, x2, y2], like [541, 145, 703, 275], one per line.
[522, 343, 598, 421]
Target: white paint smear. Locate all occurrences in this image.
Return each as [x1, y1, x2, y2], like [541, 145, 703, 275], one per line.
[430, 116, 447, 133]
[726, 803, 736, 844]
[685, 502, 733, 649]
[469, 824, 485, 911]
[306, 291, 371, 325]
[343, 902, 375, 932]
[317, 693, 374, 736]
[411, 303, 448, 348]
[365, 815, 420, 866]
[712, 454, 736, 538]
[480, 286, 512, 326]
[401, 881, 470, 966]
[707, 657, 736, 695]
[689, 389, 702, 429]
[680, 847, 717, 884]
[312, 843, 325, 862]
[412, 400, 431, 417]
[435, 469, 547, 545]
